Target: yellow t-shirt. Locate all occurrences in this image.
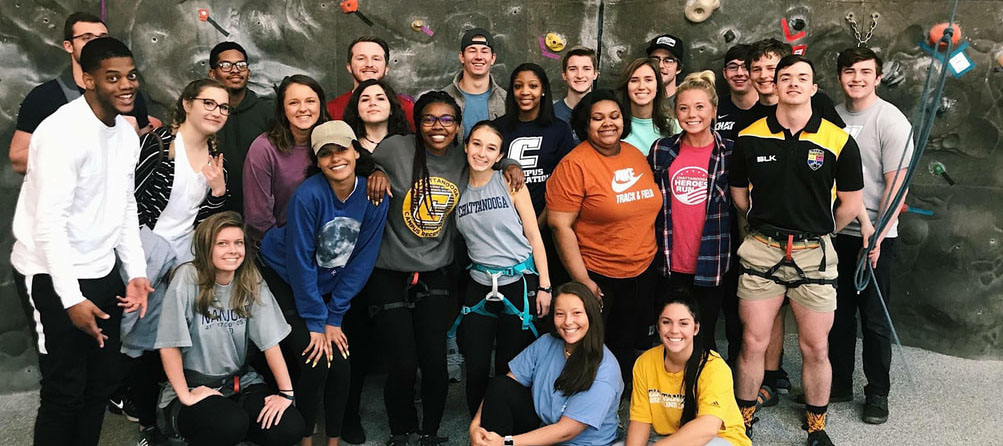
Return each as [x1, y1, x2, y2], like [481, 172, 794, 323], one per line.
[629, 346, 751, 446]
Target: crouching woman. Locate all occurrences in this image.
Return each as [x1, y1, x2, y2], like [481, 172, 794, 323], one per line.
[155, 211, 305, 446]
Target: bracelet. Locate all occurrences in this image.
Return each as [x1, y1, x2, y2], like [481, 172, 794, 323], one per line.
[537, 286, 552, 294]
[276, 392, 295, 401]
[278, 389, 294, 393]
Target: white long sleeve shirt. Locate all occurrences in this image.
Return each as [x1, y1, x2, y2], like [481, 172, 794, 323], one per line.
[11, 96, 147, 308]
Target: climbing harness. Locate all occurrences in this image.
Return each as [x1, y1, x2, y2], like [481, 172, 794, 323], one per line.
[845, 12, 880, 47]
[739, 225, 837, 289]
[447, 256, 539, 338]
[368, 271, 449, 317]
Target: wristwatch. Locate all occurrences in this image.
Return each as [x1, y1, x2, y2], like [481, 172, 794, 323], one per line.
[538, 286, 552, 294]
[504, 435, 514, 446]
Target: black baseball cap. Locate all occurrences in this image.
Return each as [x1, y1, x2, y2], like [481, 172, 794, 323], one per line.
[646, 33, 684, 61]
[460, 28, 494, 52]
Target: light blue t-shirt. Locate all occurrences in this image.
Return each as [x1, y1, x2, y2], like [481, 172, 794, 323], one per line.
[508, 334, 623, 446]
[623, 116, 662, 156]
[462, 90, 491, 136]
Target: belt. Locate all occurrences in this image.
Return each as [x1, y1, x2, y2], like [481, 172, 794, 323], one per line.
[752, 234, 821, 250]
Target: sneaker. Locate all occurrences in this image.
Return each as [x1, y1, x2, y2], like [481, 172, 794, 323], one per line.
[418, 434, 448, 445]
[862, 393, 889, 424]
[388, 434, 411, 446]
[341, 415, 367, 444]
[806, 429, 835, 446]
[446, 336, 463, 383]
[108, 397, 140, 422]
[136, 425, 168, 446]
[757, 385, 779, 408]
[775, 367, 792, 394]
[744, 416, 759, 439]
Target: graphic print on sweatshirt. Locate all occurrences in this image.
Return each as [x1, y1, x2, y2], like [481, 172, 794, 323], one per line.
[402, 176, 460, 238]
[509, 136, 546, 183]
[670, 166, 708, 206]
[316, 216, 361, 268]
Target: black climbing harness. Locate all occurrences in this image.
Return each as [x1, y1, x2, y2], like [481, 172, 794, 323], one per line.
[739, 225, 837, 289]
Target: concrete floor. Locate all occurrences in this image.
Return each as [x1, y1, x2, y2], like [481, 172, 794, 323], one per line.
[1, 334, 1001, 446]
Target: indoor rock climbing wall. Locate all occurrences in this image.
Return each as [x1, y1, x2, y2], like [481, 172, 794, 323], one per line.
[0, 0, 1000, 392]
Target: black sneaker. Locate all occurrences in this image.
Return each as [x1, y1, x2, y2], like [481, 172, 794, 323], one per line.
[775, 367, 792, 394]
[136, 425, 168, 446]
[341, 416, 367, 444]
[418, 434, 448, 445]
[758, 385, 779, 408]
[388, 434, 411, 446]
[108, 397, 140, 422]
[806, 429, 835, 446]
[862, 393, 889, 424]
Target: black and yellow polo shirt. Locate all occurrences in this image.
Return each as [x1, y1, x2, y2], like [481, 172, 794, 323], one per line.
[729, 110, 863, 235]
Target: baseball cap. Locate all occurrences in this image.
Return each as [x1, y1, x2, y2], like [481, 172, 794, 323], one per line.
[311, 120, 357, 155]
[646, 33, 685, 61]
[460, 27, 494, 52]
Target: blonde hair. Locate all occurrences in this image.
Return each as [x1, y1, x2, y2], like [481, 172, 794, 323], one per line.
[676, 70, 719, 108]
[191, 211, 261, 319]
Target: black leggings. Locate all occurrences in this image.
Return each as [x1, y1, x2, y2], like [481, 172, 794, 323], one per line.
[460, 275, 539, 416]
[589, 264, 658, 386]
[127, 350, 165, 427]
[175, 384, 305, 446]
[479, 376, 541, 435]
[367, 267, 450, 436]
[261, 262, 351, 439]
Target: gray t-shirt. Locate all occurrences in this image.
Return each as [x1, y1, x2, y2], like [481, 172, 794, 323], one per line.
[154, 263, 290, 406]
[456, 171, 533, 286]
[836, 98, 914, 238]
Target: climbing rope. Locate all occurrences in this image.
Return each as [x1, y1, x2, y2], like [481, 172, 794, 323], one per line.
[853, 0, 961, 388]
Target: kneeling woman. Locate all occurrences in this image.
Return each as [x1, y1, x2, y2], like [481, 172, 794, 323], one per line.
[258, 120, 389, 446]
[155, 212, 305, 446]
[455, 121, 552, 416]
[625, 293, 750, 446]
[469, 282, 622, 446]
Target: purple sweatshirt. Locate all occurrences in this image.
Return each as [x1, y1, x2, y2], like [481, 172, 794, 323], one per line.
[242, 133, 312, 245]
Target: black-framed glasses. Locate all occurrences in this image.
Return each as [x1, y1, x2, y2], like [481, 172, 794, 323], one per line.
[420, 114, 457, 127]
[71, 32, 108, 42]
[193, 98, 231, 115]
[725, 63, 746, 72]
[650, 56, 679, 66]
[215, 61, 249, 72]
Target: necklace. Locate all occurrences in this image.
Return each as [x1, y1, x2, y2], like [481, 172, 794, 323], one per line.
[563, 345, 572, 358]
[363, 135, 381, 146]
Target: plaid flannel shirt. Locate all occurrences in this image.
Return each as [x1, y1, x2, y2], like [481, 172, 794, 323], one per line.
[647, 131, 733, 286]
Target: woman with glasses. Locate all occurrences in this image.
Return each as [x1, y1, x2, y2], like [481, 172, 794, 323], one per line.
[244, 75, 331, 248]
[363, 92, 523, 446]
[617, 58, 680, 156]
[126, 78, 231, 444]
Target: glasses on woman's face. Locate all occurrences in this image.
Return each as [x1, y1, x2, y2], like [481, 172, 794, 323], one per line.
[420, 114, 457, 128]
[193, 98, 231, 115]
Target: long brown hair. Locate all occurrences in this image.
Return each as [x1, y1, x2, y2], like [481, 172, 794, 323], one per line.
[191, 211, 261, 318]
[552, 282, 606, 396]
[268, 74, 331, 154]
[617, 58, 675, 137]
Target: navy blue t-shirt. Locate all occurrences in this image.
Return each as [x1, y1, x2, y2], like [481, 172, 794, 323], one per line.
[493, 115, 576, 215]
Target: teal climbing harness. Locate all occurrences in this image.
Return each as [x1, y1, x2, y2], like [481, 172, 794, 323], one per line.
[447, 256, 539, 338]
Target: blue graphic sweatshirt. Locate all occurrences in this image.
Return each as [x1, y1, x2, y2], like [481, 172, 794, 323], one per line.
[260, 174, 389, 332]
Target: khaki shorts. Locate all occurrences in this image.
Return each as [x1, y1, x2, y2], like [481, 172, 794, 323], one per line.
[736, 233, 838, 312]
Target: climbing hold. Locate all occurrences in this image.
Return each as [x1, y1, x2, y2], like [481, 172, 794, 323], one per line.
[197, 8, 230, 37]
[339, 0, 374, 26]
[723, 29, 737, 43]
[538, 37, 561, 60]
[684, 0, 720, 23]
[928, 161, 956, 185]
[882, 60, 905, 86]
[791, 18, 806, 31]
[545, 32, 567, 52]
[928, 23, 962, 50]
[411, 19, 424, 32]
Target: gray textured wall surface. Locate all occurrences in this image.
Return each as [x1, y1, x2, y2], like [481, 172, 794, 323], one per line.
[0, 0, 1000, 393]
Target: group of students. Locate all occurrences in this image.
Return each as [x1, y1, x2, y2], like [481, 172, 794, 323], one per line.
[8, 10, 912, 446]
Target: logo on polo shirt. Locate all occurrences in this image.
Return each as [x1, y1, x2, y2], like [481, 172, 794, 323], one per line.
[756, 155, 777, 163]
[807, 148, 825, 171]
[611, 168, 643, 193]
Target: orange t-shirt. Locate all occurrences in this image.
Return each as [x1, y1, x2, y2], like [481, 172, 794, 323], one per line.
[546, 142, 662, 278]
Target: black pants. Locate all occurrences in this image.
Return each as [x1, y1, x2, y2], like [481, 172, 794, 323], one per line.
[13, 266, 125, 446]
[480, 375, 541, 435]
[460, 275, 539, 416]
[368, 267, 450, 436]
[340, 286, 376, 431]
[127, 350, 165, 427]
[719, 259, 744, 366]
[175, 384, 305, 446]
[589, 264, 658, 386]
[666, 272, 725, 354]
[830, 235, 896, 397]
[261, 262, 350, 439]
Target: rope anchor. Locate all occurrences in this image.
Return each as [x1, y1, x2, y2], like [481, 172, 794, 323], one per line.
[846, 12, 879, 47]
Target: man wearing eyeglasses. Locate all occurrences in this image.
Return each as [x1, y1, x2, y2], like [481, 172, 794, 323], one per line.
[715, 44, 759, 142]
[645, 33, 684, 106]
[207, 41, 274, 214]
[8, 11, 158, 174]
